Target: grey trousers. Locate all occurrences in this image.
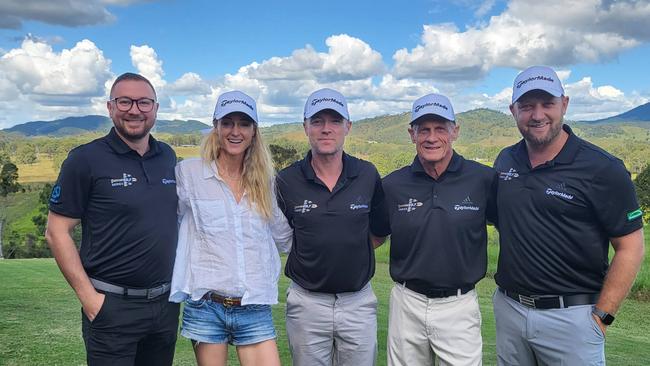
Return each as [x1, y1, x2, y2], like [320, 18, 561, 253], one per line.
[286, 282, 377, 366]
[493, 289, 605, 366]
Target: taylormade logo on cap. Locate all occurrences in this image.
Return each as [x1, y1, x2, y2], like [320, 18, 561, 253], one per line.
[414, 102, 449, 113]
[411, 93, 455, 124]
[220, 98, 254, 111]
[512, 66, 564, 103]
[213, 90, 258, 123]
[304, 88, 349, 120]
[311, 97, 345, 108]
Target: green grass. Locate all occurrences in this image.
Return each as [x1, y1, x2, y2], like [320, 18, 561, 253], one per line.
[0, 189, 41, 248]
[1, 256, 650, 365]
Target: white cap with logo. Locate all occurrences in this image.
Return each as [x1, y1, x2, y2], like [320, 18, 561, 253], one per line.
[411, 93, 455, 124]
[213, 90, 258, 123]
[512, 66, 564, 104]
[304, 88, 350, 120]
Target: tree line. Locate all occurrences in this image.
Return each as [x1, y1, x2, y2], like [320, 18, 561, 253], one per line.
[1, 127, 649, 259]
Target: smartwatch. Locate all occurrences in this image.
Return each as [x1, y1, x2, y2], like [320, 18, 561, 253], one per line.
[592, 306, 615, 325]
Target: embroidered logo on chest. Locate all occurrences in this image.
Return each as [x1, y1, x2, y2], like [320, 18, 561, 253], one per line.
[398, 198, 423, 213]
[454, 196, 480, 211]
[545, 182, 573, 200]
[499, 168, 519, 181]
[111, 173, 138, 187]
[294, 200, 318, 213]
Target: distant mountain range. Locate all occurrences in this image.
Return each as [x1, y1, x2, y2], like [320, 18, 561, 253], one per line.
[2, 102, 649, 137]
[2, 115, 210, 136]
[583, 102, 650, 124]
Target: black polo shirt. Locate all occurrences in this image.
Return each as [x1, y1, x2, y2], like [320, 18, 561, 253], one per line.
[381, 152, 497, 290]
[494, 124, 643, 295]
[49, 128, 178, 288]
[277, 151, 390, 293]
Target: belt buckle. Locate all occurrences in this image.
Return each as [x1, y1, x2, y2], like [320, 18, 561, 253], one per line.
[222, 297, 238, 307]
[518, 294, 537, 308]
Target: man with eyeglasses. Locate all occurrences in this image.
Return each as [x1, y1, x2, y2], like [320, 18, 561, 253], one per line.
[46, 72, 180, 365]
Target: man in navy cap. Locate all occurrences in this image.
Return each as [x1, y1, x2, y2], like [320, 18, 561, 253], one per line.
[493, 65, 645, 365]
[381, 93, 497, 366]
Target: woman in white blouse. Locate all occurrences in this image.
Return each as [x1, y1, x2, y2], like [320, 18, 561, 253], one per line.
[170, 91, 292, 366]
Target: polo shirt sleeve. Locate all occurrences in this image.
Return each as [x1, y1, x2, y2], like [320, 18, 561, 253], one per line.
[370, 168, 391, 237]
[48, 149, 92, 219]
[589, 160, 644, 238]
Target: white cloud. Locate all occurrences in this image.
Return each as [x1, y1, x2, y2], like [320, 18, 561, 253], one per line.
[130, 45, 165, 89]
[0, 38, 113, 128]
[167, 72, 211, 95]
[245, 34, 384, 83]
[393, 0, 648, 81]
[0, 38, 112, 99]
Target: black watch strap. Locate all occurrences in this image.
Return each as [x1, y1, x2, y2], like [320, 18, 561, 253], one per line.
[592, 306, 615, 325]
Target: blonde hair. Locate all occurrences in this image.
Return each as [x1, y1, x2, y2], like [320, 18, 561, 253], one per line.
[200, 121, 275, 219]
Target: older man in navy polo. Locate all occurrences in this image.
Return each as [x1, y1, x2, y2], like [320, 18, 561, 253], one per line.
[381, 93, 497, 366]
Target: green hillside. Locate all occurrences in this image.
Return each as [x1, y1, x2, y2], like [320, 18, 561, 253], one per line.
[263, 108, 650, 174]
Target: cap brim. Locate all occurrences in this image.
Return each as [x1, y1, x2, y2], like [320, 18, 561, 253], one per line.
[215, 110, 258, 124]
[513, 86, 563, 103]
[411, 113, 455, 125]
[305, 107, 348, 120]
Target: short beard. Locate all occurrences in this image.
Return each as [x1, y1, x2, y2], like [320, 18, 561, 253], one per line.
[520, 120, 563, 147]
[114, 122, 152, 142]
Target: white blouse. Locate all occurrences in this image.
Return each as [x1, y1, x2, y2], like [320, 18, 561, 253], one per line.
[169, 158, 292, 305]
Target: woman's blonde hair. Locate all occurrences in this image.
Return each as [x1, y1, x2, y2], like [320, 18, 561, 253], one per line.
[200, 120, 275, 219]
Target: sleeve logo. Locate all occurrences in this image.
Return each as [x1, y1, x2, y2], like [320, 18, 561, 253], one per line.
[49, 184, 61, 203]
[627, 208, 643, 221]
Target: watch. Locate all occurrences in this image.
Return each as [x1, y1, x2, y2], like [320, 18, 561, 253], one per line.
[592, 307, 615, 325]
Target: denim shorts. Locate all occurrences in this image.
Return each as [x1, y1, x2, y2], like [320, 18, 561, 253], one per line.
[180, 296, 276, 346]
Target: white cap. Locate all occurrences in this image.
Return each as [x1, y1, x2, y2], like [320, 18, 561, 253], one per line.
[213, 90, 258, 123]
[304, 88, 349, 120]
[512, 66, 564, 103]
[411, 93, 455, 124]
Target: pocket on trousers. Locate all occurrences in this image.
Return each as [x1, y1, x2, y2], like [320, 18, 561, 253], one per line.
[185, 297, 206, 307]
[89, 294, 111, 325]
[588, 312, 606, 340]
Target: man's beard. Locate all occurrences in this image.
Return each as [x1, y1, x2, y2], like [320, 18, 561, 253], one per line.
[113, 119, 153, 142]
[520, 120, 562, 147]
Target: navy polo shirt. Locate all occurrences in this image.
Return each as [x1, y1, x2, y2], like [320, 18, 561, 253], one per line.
[277, 151, 390, 293]
[49, 128, 178, 288]
[381, 152, 497, 289]
[494, 124, 643, 295]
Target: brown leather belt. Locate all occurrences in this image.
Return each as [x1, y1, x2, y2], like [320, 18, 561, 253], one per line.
[202, 292, 242, 307]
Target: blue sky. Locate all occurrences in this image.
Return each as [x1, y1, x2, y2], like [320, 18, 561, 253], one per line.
[0, 0, 649, 128]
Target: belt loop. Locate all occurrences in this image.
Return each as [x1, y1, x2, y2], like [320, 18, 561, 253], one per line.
[457, 288, 462, 297]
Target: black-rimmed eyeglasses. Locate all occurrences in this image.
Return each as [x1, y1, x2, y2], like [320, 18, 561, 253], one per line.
[110, 97, 157, 113]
